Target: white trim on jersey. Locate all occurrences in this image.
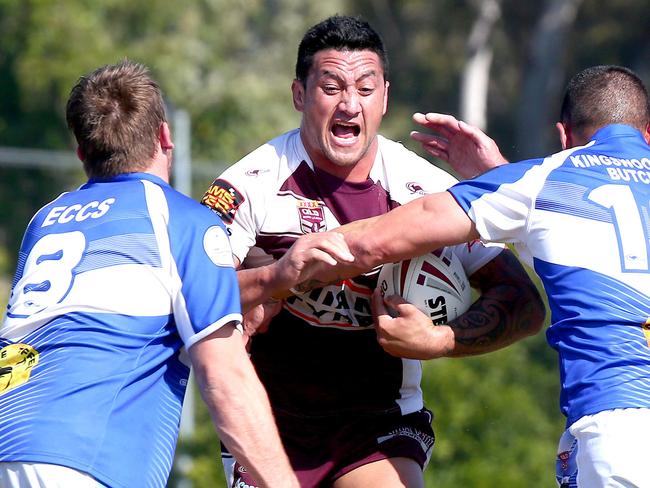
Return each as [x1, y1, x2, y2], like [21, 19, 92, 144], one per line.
[467, 144, 591, 265]
[0, 462, 105, 488]
[395, 358, 423, 415]
[184, 313, 243, 350]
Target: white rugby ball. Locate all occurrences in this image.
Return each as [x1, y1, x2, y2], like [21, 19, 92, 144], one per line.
[377, 247, 472, 325]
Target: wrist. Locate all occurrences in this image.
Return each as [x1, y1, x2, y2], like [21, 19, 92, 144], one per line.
[266, 261, 295, 299]
[429, 324, 455, 359]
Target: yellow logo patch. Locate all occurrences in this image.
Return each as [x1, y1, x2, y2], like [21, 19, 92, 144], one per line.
[0, 343, 39, 395]
[642, 318, 650, 348]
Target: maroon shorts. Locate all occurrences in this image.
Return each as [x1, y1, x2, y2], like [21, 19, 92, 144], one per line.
[222, 408, 435, 487]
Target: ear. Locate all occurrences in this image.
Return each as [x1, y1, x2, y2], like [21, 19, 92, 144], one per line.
[75, 146, 85, 162]
[643, 123, 650, 145]
[159, 122, 174, 151]
[556, 122, 570, 149]
[382, 80, 390, 116]
[292, 79, 305, 112]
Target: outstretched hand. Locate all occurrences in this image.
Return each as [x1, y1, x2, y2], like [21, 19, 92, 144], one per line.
[410, 112, 508, 179]
[271, 231, 355, 296]
[371, 289, 453, 360]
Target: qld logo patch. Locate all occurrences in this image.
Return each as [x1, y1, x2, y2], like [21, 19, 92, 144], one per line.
[201, 179, 244, 224]
[0, 342, 39, 396]
[297, 200, 326, 234]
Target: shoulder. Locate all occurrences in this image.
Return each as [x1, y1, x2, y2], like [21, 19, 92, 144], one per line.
[220, 129, 302, 180]
[377, 135, 459, 194]
[152, 181, 223, 227]
[377, 135, 424, 161]
[202, 129, 305, 215]
[207, 129, 303, 194]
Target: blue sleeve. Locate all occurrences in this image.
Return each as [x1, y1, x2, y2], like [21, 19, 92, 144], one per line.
[448, 160, 542, 243]
[167, 196, 242, 348]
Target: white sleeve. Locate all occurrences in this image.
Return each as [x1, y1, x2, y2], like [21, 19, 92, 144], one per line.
[201, 170, 258, 265]
[450, 240, 505, 277]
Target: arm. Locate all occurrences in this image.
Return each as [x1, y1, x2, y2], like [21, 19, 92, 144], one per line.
[236, 232, 354, 313]
[284, 114, 509, 289]
[372, 249, 545, 359]
[283, 192, 478, 294]
[347, 191, 478, 272]
[410, 112, 508, 178]
[189, 323, 299, 488]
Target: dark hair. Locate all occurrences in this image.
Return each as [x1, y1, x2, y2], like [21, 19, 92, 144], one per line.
[559, 65, 650, 140]
[295, 15, 389, 85]
[66, 60, 167, 178]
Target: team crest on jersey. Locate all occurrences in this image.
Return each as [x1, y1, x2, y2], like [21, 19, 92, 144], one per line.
[297, 200, 326, 234]
[201, 179, 244, 224]
[0, 342, 39, 396]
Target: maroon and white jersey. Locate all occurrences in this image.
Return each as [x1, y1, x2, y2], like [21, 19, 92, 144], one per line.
[202, 129, 503, 417]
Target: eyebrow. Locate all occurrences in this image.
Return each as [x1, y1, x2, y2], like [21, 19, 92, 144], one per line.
[319, 69, 380, 82]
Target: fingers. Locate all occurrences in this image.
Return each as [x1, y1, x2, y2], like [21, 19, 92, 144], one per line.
[410, 131, 450, 161]
[411, 112, 464, 163]
[274, 231, 355, 292]
[455, 120, 509, 167]
[371, 288, 385, 317]
[383, 294, 423, 320]
[371, 288, 393, 320]
[296, 232, 355, 265]
[242, 299, 282, 337]
[457, 120, 493, 149]
[413, 112, 461, 140]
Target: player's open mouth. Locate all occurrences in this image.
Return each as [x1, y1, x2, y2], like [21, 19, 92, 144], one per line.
[331, 122, 361, 139]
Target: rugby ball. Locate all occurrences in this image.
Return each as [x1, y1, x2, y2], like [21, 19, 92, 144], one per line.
[377, 247, 472, 325]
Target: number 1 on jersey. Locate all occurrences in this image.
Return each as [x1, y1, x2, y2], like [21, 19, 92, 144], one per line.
[588, 184, 649, 271]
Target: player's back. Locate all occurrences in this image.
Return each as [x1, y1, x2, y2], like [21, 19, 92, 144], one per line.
[450, 124, 650, 426]
[536, 125, 650, 424]
[0, 173, 191, 488]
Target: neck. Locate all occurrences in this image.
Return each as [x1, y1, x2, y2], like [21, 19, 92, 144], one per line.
[145, 160, 170, 182]
[144, 146, 171, 182]
[312, 159, 374, 182]
[307, 143, 378, 183]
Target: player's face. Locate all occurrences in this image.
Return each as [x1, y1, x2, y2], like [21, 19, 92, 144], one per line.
[292, 49, 389, 179]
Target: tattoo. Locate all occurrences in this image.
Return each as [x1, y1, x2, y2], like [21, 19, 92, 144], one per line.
[292, 278, 337, 294]
[447, 249, 545, 357]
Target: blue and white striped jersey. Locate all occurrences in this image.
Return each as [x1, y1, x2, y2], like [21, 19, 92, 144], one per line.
[0, 172, 242, 487]
[449, 124, 650, 426]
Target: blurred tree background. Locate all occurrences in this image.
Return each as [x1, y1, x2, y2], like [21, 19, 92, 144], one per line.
[1, 0, 649, 486]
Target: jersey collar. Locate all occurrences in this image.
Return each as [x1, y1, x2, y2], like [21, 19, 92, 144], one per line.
[83, 172, 170, 188]
[590, 124, 646, 142]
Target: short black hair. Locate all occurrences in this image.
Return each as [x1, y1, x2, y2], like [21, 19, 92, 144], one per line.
[559, 65, 650, 140]
[295, 15, 389, 85]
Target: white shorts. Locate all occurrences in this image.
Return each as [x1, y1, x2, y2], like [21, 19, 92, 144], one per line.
[555, 428, 578, 487]
[0, 462, 105, 488]
[565, 408, 650, 487]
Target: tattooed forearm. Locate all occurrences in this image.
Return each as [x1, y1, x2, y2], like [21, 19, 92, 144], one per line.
[446, 249, 546, 357]
[292, 279, 331, 294]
